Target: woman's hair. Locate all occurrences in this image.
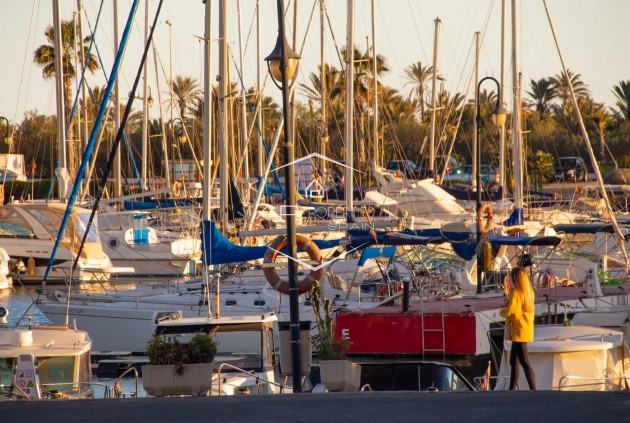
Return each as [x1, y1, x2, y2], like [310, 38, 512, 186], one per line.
[509, 266, 534, 312]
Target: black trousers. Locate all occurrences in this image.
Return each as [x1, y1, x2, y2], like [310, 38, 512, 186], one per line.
[509, 341, 536, 390]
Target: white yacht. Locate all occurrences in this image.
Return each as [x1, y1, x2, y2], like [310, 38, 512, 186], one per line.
[0, 203, 123, 283]
[97, 210, 201, 277]
[0, 307, 93, 399]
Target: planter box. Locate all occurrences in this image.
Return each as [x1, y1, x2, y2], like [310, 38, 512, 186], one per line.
[319, 360, 361, 392]
[142, 363, 213, 397]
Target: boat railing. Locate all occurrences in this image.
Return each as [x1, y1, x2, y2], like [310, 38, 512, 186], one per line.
[360, 383, 373, 391]
[110, 366, 139, 398]
[533, 269, 559, 323]
[216, 362, 289, 395]
[558, 375, 630, 391]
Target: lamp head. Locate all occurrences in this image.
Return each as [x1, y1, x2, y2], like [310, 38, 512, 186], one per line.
[491, 103, 508, 128]
[265, 33, 300, 83]
[147, 87, 154, 106]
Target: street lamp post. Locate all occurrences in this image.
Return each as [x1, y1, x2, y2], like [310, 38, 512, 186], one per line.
[476, 76, 507, 295]
[265, 0, 302, 393]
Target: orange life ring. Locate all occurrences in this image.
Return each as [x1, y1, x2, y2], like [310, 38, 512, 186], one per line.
[173, 182, 182, 198]
[263, 235, 324, 295]
[477, 202, 493, 235]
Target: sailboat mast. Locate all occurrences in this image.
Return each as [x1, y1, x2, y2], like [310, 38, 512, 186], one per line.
[256, 0, 263, 176]
[218, 0, 229, 230]
[52, 0, 67, 199]
[371, 0, 378, 166]
[320, 0, 327, 170]
[499, 0, 507, 199]
[345, 0, 354, 215]
[77, 0, 89, 196]
[428, 18, 440, 176]
[153, 44, 170, 188]
[511, 0, 523, 210]
[113, 1, 122, 198]
[473, 31, 479, 191]
[141, 0, 149, 191]
[237, 0, 249, 188]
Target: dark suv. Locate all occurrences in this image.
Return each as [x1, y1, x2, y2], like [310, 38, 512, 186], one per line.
[418, 156, 458, 180]
[551, 157, 587, 182]
[386, 160, 421, 179]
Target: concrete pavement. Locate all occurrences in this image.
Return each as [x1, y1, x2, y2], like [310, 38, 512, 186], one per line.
[1, 391, 628, 422]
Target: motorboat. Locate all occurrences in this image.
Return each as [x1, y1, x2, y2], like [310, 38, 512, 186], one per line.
[144, 312, 287, 396]
[0, 248, 12, 290]
[0, 306, 94, 399]
[495, 324, 630, 391]
[0, 203, 128, 284]
[97, 210, 201, 277]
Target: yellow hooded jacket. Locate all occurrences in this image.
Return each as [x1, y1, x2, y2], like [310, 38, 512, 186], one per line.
[499, 292, 534, 342]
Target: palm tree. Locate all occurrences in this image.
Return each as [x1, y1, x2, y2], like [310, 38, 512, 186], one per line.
[403, 61, 438, 122]
[612, 80, 630, 121]
[526, 78, 557, 115]
[34, 19, 99, 176]
[171, 75, 202, 119]
[550, 69, 590, 113]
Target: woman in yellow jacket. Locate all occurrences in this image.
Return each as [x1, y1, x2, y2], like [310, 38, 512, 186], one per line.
[500, 266, 536, 390]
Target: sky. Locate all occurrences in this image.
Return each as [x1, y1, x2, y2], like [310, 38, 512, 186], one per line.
[0, 0, 629, 126]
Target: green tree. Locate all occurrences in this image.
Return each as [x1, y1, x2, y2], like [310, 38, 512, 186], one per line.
[528, 150, 554, 189]
[526, 78, 557, 115]
[33, 19, 99, 176]
[612, 80, 630, 121]
[403, 61, 438, 122]
[171, 75, 202, 119]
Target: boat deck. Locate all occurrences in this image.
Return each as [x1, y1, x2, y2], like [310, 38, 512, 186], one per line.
[335, 284, 630, 356]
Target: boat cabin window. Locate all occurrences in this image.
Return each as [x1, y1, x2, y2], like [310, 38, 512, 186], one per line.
[0, 358, 15, 387]
[38, 356, 76, 392]
[75, 214, 99, 243]
[26, 209, 66, 240]
[0, 208, 34, 238]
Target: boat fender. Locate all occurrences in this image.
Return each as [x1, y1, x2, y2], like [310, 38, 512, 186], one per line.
[483, 241, 493, 272]
[477, 203, 493, 235]
[27, 257, 36, 276]
[173, 182, 182, 198]
[263, 235, 324, 295]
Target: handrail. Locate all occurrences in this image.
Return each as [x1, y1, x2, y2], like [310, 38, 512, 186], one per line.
[112, 367, 139, 398]
[360, 384, 373, 391]
[558, 375, 630, 391]
[216, 363, 289, 395]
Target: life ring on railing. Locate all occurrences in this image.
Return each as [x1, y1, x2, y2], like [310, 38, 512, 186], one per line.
[173, 182, 182, 198]
[263, 235, 324, 295]
[477, 202, 493, 235]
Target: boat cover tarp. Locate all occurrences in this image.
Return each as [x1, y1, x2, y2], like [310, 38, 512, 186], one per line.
[201, 221, 341, 265]
[553, 223, 615, 234]
[358, 246, 397, 266]
[488, 235, 562, 247]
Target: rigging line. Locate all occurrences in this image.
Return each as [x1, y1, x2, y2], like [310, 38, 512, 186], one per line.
[153, 49, 201, 172]
[72, 0, 162, 274]
[65, 0, 107, 141]
[42, 0, 144, 286]
[542, 0, 630, 272]
[405, 0, 428, 64]
[324, 5, 345, 71]
[12, 0, 38, 136]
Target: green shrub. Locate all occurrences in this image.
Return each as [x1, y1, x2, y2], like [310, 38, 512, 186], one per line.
[145, 333, 218, 375]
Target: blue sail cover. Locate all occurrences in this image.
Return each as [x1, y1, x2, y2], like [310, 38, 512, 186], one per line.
[201, 221, 341, 265]
[503, 207, 524, 227]
[357, 246, 397, 266]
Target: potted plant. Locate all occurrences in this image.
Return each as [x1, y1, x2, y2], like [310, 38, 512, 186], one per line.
[142, 333, 218, 397]
[311, 281, 360, 392]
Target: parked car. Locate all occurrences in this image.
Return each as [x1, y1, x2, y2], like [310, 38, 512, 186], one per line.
[385, 160, 421, 179]
[551, 157, 587, 182]
[442, 164, 500, 187]
[418, 156, 458, 180]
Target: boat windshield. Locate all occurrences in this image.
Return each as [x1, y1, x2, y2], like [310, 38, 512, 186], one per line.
[75, 214, 99, 243]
